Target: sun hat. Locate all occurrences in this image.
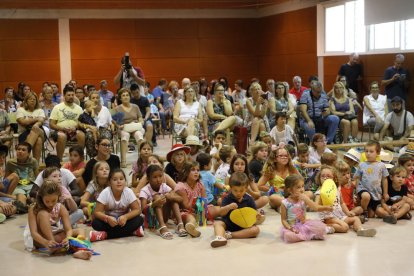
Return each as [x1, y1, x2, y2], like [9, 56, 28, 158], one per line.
[344, 148, 361, 163]
[185, 135, 202, 147]
[380, 150, 394, 169]
[167, 144, 191, 162]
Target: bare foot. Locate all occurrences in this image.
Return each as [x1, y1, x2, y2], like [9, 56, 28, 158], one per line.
[73, 250, 92, 260]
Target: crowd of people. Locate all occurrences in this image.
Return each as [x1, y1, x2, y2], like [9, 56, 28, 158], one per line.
[0, 52, 413, 259]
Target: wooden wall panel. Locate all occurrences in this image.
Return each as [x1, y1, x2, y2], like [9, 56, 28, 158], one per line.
[70, 18, 259, 93]
[257, 7, 317, 85]
[0, 19, 60, 96]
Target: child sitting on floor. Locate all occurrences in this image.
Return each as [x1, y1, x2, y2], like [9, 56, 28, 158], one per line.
[210, 172, 261, 248]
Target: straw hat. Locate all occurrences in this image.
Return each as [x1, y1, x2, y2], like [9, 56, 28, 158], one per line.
[380, 150, 394, 169]
[344, 148, 361, 163]
[166, 144, 190, 162]
[185, 135, 202, 147]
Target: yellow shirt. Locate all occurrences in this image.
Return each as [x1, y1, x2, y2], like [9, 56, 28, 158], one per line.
[50, 102, 83, 129]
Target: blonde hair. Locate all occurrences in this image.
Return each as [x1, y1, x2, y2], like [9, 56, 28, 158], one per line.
[91, 161, 109, 192]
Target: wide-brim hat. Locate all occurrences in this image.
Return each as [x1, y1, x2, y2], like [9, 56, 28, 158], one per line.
[185, 135, 202, 147]
[344, 148, 361, 163]
[406, 141, 414, 155]
[167, 144, 191, 162]
[380, 150, 394, 163]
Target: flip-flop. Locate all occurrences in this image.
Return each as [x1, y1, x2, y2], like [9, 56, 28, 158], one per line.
[175, 223, 188, 237]
[157, 226, 173, 240]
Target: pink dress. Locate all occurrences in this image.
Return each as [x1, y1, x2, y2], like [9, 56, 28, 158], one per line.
[280, 198, 326, 243]
[175, 181, 204, 217]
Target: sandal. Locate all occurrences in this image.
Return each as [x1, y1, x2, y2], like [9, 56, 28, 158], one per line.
[175, 222, 188, 237]
[157, 226, 173, 240]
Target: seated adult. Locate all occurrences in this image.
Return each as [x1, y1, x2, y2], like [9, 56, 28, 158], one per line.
[173, 86, 203, 140]
[81, 137, 120, 190]
[299, 81, 339, 143]
[207, 83, 237, 144]
[49, 86, 85, 160]
[379, 96, 414, 141]
[0, 108, 11, 149]
[116, 88, 146, 167]
[80, 91, 115, 157]
[16, 92, 46, 162]
[274, 82, 295, 130]
[130, 83, 154, 145]
[244, 82, 268, 144]
[363, 81, 388, 140]
[329, 82, 359, 143]
[289, 76, 307, 101]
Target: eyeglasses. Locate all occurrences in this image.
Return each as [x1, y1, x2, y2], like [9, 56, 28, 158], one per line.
[277, 155, 289, 159]
[100, 143, 111, 148]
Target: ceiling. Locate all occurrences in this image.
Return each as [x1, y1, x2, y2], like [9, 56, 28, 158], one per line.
[0, 0, 291, 10]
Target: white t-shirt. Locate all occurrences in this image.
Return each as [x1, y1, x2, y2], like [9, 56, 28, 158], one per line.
[35, 168, 76, 190]
[309, 147, 332, 163]
[16, 107, 45, 133]
[385, 110, 414, 136]
[363, 94, 387, 125]
[97, 186, 138, 217]
[139, 183, 171, 202]
[270, 125, 295, 145]
[95, 106, 113, 128]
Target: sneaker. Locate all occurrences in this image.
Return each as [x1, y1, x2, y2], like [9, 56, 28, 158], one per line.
[0, 213, 6, 223]
[326, 226, 335, 234]
[357, 228, 377, 237]
[185, 223, 201, 238]
[133, 226, 145, 237]
[224, 231, 232, 240]
[210, 236, 227, 248]
[353, 137, 360, 143]
[348, 136, 354, 143]
[89, 230, 107, 242]
[12, 201, 28, 214]
[128, 145, 135, 153]
[383, 215, 397, 224]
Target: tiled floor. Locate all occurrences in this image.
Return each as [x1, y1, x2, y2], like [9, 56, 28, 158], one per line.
[2, 134, 414, 276]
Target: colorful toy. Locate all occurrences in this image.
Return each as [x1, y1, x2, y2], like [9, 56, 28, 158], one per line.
[194, 197, 208, 227]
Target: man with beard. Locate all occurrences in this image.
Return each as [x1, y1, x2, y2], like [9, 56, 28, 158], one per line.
[379, 96, 414, 141]
[50, 85, 85, 160]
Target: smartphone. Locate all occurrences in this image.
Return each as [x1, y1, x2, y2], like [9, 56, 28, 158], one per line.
[260, 93, 268, 100]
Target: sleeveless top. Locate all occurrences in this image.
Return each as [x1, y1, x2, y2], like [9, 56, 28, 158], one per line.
[282, 198, 306, 225]
[49, 203, 62, 225]
[208, 98, 225, 125]
[332, 97, 351, 113]
[178, 99, 199, 120]
[275, 97, 289, 112]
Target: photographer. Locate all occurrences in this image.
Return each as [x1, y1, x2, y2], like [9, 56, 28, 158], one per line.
[299, 81, 339, 144]
[114, 52, 145, 89]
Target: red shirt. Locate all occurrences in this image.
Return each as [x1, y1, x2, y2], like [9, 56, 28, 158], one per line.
[405, 174, 414, 195]
[340, 184, 355, 210]
[289, 86, 307, 100]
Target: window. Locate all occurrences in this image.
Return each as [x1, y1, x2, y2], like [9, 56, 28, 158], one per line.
[321, 0, 414, 55]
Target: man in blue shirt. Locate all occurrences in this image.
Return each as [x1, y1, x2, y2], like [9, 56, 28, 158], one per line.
[299, 81, 339, 143]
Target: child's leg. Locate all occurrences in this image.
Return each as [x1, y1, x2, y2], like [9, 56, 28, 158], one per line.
[269, 194, 284, 210]
[255, 196, 269, 209]
[351, 206, 363, 216]
[213, 221, 226, 237]
[91, 216, 144, 239]
[359, 192, 371, 212]
[207, 205, 221, 220]
[155, 205, 172, 238]
[324, 218, 349, 233]
[344, 216, 362, 232]
[5, 173, 19, 194]
[393, 203, 411, 219]
[231, 225, 260, 239]
[184, 214, 201, 237]
[375, 206, 391, 218]
[403, 197, 414, 210]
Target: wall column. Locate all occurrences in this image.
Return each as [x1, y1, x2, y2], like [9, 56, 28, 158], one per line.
[58, 19, 72, 88]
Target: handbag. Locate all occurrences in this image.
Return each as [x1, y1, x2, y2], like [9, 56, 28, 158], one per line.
[123, 122, 142, 133]
[343, 114, 357, 120]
